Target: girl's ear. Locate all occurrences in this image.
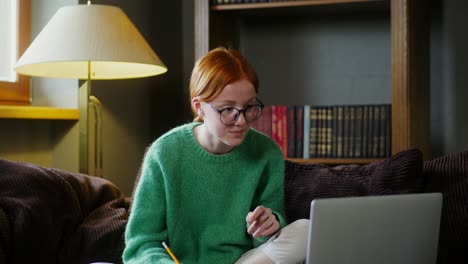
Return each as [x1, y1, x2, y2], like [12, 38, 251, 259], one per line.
[192, 97, 204, 117]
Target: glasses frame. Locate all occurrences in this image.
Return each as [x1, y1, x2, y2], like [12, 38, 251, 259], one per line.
[205, 99, 265, 125]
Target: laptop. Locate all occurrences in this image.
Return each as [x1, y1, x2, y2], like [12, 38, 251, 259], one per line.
[306, 193, 443, 264]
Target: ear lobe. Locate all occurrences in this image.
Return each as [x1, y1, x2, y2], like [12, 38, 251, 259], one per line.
[197, 108, 204, 117]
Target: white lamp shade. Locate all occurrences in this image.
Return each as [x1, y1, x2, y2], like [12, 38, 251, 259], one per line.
[15, 4, 167, 80]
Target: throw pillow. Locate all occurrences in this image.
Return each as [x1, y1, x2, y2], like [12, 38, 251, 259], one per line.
[424, 150, 468, 264]
[284, 148, 424, 223]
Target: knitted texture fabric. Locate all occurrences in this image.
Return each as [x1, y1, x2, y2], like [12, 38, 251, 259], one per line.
[284, 148, 425, 222]
[0, 159, 130, 264]
[424, 150, 468, 264]
[124, 122, 286, 264]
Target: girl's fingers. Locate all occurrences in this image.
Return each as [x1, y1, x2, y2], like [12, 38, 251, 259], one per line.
[252, 213, 278, 238]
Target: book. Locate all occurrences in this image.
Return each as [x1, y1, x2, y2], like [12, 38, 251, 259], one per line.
[372, 105, 380, 158]
[331, 106, 339, 158]
[277, 105, 288, 158]
[342, 105, 350, 158]
[366, 105, 374, 158]
[362, 105, 369, 158]
[251, 105, 272, 138]
[385, 104, 392, 157]
[354, 105, 363, 158]
[271, 105, 280, 152]
[348, 105, 355, 158]
[287, 106, 296, 158]
[309, 106, 319, 158]
[378, 104, 387, 158]
[325, 106, 333, 157]
[295, 105, 304, 158]
[336, 106, 344, 158]
[302, 105, 311, 159]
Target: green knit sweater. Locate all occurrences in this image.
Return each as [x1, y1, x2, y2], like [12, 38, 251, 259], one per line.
[123, 122, 286, 264]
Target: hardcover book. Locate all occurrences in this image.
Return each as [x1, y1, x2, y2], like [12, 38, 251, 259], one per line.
[302, 105, 311, 159]
[309, 107, 319, 158]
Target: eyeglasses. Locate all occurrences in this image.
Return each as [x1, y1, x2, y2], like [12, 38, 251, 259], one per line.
[205, 99, 264, 125]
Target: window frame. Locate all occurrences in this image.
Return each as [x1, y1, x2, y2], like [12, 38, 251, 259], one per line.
[0, 0, 30, 105]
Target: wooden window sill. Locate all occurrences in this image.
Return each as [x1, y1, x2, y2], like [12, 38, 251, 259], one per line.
[0, 105, 79, 120]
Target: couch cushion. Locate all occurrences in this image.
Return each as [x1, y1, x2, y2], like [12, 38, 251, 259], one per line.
[0, 208, 8, 264]
[0, 159, 130, 264]
[284, 148, 424, 223]
[424, 150, 468, 264]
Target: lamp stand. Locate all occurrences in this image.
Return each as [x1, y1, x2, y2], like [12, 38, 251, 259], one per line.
[78, 63, 91, 174]
[79, 61, 103, 176]
[89, 95, 103, 177]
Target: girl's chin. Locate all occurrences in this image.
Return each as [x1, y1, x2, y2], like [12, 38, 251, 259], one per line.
[224, 137, 244, 147]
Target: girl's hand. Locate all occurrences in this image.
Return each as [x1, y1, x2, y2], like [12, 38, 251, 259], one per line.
[246, 205, 280, 238]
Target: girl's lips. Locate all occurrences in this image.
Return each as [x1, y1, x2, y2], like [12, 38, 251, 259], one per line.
[229, 130, 245, 137]
[229, 129, 245, 134]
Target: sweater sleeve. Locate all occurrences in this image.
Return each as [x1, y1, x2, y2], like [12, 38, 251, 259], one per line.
[123, 146, 174, 264]
[252, 144, 287, 247]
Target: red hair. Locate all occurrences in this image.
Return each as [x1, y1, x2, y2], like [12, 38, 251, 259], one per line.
[189, 47, 258, 122]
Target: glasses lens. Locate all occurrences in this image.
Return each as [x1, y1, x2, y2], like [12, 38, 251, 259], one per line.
[245, 105, 262, 122]
[220, 108, 239, 124]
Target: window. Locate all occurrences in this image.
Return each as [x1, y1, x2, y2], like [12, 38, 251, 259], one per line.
[0, 0, 30, 105]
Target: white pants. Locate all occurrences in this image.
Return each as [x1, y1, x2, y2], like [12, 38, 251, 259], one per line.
[235, 219, 310, 264]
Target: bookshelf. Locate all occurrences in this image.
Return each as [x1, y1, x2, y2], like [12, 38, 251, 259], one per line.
[194, 0, 429, 164]
[289, 157, 383, 165]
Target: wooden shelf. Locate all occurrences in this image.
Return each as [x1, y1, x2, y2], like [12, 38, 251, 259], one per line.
[212, 0, 383, 10]
[0, 105, 79, 120]
[196, 0, 430, 160]
[288, 157, 384, 165]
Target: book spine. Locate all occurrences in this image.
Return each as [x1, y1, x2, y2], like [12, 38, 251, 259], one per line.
[317, 107, 324, 158]
[264, 105, 273, 138]
[252, 105, 272, 138]
[378, 104, 386, 158]
[309, 106, 319, 158]
[336, 106, 344, 158]
[295, 105, 304, 159]
[302, 105, 311, 159]
[331, 106, 338, 158]
[271, 105, 280, 151]
[277, 106, 288, 158]
[348, 105, 355, 158]
[385, 104, 392, 157]
[372, 105, 380, 158]
[362, 105, 369, 158]
[325, 106, 333, 158]
[367, 105, 374, 158]
[342, 105, 350, 158]
[354, 105, 363, 158]
[287, 106, 296, 158]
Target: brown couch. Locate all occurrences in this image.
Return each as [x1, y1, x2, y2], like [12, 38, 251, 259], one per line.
[0, 148, 466, 264]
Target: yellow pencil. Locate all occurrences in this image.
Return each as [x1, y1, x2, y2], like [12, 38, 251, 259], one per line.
[162, 241, 180, 264]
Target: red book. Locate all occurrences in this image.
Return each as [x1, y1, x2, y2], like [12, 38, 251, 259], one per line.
[271, 105, 280, 149]
[281, 106, 288, 158]
[251, 105, 272, 138]
[270, 105, 288, 158]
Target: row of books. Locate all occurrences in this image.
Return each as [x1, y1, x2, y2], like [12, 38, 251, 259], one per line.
[212, 0, 302, 5]
[251, 104, 392, 159]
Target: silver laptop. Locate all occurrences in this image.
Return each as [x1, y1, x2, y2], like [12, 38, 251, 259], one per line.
[306, 193, 442, 264]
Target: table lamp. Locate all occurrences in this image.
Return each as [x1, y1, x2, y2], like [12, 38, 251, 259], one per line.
[14, 2, 168, 175]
